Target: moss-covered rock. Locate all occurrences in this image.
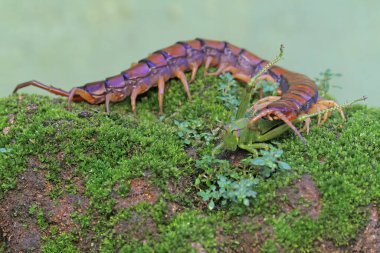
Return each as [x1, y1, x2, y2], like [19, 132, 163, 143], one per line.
[1, 74, 379, 252]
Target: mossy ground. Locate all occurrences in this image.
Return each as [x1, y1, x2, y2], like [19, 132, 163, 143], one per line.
[0, 72, 380, 252]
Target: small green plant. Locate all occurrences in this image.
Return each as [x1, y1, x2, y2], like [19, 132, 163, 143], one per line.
[117, 181, 131, 197]
[315, 69, 342, 98]
[37, 208, 48, 229]
[255, 79, 280, 97]
[195, 155, 259, 210]
[29, 203, 49, 229]
[0, 242, 5, 253]
[173, 119, 215, 146]
[198, 175, 259, 210]
[28, 203, 37, 215]
[242, 146, 291, 178]
[0, 148, 10, 153]
[195, 147, 290, 210]
[217, 73, 240, 110]
[194, 155, 232, 188]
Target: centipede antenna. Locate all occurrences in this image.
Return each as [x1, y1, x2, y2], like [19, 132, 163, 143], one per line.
[297, 96, 367, 122]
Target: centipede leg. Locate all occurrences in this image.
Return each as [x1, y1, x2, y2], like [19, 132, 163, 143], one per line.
[300, 118, 312, 134]
[203, 56, 213, 75]
[248, 109, 306, 144]
[174, 70, 192, 101]
[206, 63, 228, 76]
[232, 73, 251, 83]
[272, 111, 306, 144]
[189, 63, 199, 83]
[68, 88, 97, 111]
[301, 103, 323, 128]
[316, 106, 323, 125]
[130, 85, 149, 115]
[130, 89, 139, 115]
[247, 96, 281, 115]
[105, 93, 112, 114]
[157, 77, 165, 114]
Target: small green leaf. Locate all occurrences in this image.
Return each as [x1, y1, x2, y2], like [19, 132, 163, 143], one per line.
[208, 200, 215, 210]
[194, 178, 200, 186]
[0, 148, 9, 153]
[197, 191, 210, 201]
[267, 161, 277, 169]
[278, 161, 291, 170]
[273, 149, 283, 158]
[252, 158, 265, 166]
[261, 168, 272, 178]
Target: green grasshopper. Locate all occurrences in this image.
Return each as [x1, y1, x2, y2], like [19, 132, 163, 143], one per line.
[213, 45, 365, 156]
[213, 45, 286, 156]
[213, 98, 365, 156]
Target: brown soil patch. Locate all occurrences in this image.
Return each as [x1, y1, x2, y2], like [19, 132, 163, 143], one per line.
[0, 156, 88, 252]
[113, 180, 161, 243]
[164, 201, 184, 219]
[218, 149, 248, 168]
[185, 146, 198, 159]
[49, 194, 88, 232]
[277, 174, 321, 219]
[26, 103, 39, 113]
[216, 175, 321, 252]
[352, 205, 380, 252]
[2, 126, 11, 135]
[0, 161, 48, 252]
[216, 215, 279, 253]
[167, 176, 193, 195]
[314, 240, 344, 253]
[164, 177, 194, 219]
[113, 177, 160, 210]
[191, 242, 207, 253]
[114, 213, 158, 242]
[2, 113, 15, 135]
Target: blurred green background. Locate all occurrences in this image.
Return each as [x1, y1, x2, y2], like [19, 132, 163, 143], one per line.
[1, 0, 379, 106]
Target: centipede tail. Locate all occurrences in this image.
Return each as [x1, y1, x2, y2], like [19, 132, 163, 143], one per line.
[14, 80, 83, 102]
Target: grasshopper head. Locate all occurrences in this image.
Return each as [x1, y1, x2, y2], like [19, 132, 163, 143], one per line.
[222, 118, 250, 151]
[222, 124, 240, 151]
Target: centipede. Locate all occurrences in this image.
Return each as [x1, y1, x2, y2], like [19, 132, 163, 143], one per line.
[13, 38, 343, 141]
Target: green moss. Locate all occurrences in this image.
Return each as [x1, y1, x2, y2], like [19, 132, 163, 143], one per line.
[275, 106, 380, 248]
[42, 232, 79, 253]
[1, 73, 380, 252]
[119, 210, 220, 253]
